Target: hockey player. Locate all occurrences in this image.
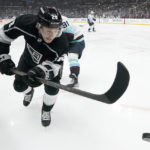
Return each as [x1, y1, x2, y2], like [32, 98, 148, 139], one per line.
[62, 15, 84, 87]
[87, 11, 96, 32]
[0, 6, 85, 127]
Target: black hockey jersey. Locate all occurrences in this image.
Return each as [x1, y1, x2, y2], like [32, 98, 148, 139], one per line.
[0, 14, 72, 65]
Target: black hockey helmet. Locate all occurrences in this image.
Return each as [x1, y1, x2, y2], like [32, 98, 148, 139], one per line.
[38, 6, 62, 28]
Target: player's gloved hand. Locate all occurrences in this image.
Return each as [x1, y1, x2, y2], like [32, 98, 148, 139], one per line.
[26, 61, 60, 87]
[26, 66, 45, 87]
[93, 18, 96, 21]
[0, 54, 15, 75]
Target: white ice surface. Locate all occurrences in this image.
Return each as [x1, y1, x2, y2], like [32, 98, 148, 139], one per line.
[0, 23, 150, 150]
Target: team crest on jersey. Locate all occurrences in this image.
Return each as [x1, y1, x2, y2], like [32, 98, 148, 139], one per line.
[27, 43, 43, 64]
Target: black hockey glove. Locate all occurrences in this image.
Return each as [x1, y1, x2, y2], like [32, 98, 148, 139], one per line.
[0, 54, 15, 75]
[27, 61, 60, 87]
[26, 67, 45, 87]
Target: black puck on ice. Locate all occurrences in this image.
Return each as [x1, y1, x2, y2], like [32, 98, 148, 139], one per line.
[142, 133, 150, 142]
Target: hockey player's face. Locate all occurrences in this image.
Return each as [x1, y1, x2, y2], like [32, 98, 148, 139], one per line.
[40, 26, 59, 43]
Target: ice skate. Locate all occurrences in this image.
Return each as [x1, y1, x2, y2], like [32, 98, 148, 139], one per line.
[67, 73, 79, 87]
[41, 109, 51, 127]
[23, 88, 34, 106]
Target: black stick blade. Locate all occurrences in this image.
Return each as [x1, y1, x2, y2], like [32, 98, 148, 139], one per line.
[10, 62, 130, 104]
[104, 62, 130, 104]
[142, 133, 150, 142]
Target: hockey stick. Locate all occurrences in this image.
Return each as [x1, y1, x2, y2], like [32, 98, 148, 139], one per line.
[10, 62, 130, 104]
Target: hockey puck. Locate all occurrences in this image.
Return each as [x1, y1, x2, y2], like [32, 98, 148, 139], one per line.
[142, 133, 150, 142]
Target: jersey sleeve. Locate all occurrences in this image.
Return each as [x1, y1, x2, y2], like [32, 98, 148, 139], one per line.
[0, 15, 36, 54]
[61, 16, 85, 58]
[62, 16, 84, 44]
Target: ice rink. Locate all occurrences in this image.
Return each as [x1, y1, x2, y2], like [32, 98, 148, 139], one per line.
[0, 23, 150, 150]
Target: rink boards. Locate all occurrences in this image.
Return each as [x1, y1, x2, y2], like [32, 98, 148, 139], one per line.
[1, 18, 150, 26]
